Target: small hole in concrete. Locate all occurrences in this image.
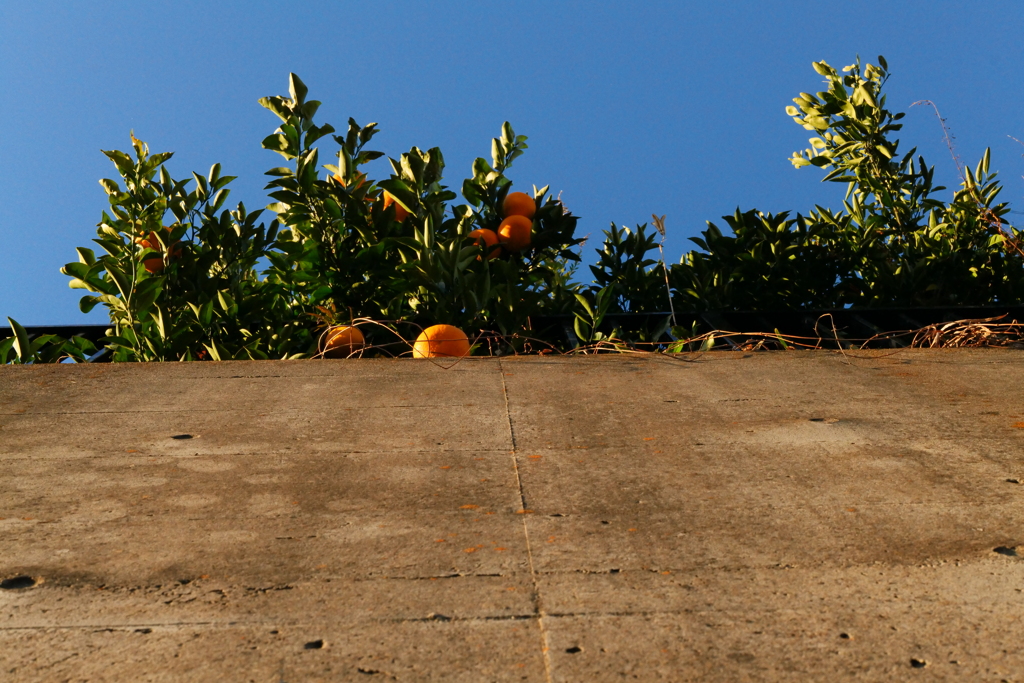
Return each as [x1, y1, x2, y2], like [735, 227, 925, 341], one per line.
[135, 628, 152, 634]
[994, 546, 1019, 557]
[1007, 478, 1022, 484]
[427, 613, 452, 621]
[357, 668, 382, 675]
[0, 576, 37, 590]
[549, 513, 566, 517]
[565, 646, 582, 654]
[171, 434, 193, 440]
[304, 639, 324, 649]
[809, 418, 825, 422]
[839, 633, 851, 639]
[910, 658, 927, 668]
[609, 568, 620, 574]
[270, 630, 279, 635]
[601, 520, 610, 525]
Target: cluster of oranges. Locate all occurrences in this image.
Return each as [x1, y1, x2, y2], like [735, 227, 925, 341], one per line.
[332, 172, 535, 259]
[315, 185, 540, 359]
[136, 229, 183, 274]
[321, 323, 471, 359]
[468, 191, 536, 259]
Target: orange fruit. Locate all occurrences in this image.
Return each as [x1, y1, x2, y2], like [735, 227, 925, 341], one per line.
[497, 215, 532, 252]
[322, 325, 366, 358]
[143, 257, 165, 274]
[137, 230, 182, 273]
[502, 191, 536, 219]
[412, 324, 470, 358]
[382, 191, 410, 221]
[468, 228, 500, 260]
[137, 231, 162, 250]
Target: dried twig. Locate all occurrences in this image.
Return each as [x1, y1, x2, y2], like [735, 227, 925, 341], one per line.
[651, 214, 677, 329]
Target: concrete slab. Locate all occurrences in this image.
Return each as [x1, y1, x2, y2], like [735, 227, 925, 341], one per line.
[2, 350, 1024, 681]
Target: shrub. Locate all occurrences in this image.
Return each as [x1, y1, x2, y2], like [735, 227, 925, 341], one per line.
[5, 57, 1023, 363]
[671, 56, 1024, 310]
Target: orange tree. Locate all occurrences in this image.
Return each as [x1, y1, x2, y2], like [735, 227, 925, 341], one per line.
[9, 57, 1022, 363]
[671, 56, 1024, 311]
[258, 74, 584, 349]
[58, 135, 296, 361]
[28, 73, 586, 361]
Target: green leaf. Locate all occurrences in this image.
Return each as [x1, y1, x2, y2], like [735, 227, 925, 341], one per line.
[491, 138, 502, 169]
[77, 247, 97, 265]
[262, 133, 295, 159]
[203, 340, 223, 361]
[79, 296, 102, 314]
[574, 293, 594, 318]
[377, 178, 417, 213]
[258, 95, 292, 122]
[305, 122, 336, 147]
[288, 73, 308, 105]
[7, 318, 31, 363]
[0, 337, 15, 364]
[102, 149, 135, 175]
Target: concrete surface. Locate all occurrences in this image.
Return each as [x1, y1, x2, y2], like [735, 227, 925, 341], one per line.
[1, 350, 1023, 682]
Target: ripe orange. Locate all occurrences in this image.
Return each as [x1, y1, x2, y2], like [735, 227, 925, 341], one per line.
[382, 191, 410, 221]
[322, 325, 366, 358]
[137, 231, 162, 250]
[412, 324, 470, 358]
[502, 192, 536, 219]
[468, 228, 500, 260]
[137, 230, 182, 273]
[143, 257, 165, 274]
[497, 215, 532, 252]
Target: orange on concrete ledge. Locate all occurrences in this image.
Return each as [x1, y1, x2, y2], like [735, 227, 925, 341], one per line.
[322, 325, 366, 358]
[412, 324, 470, 358]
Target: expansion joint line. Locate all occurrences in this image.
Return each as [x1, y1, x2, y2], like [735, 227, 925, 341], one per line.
[498, 358, 553, 683]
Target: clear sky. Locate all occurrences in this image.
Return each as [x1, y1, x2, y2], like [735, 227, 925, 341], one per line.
[3, 1, 1024, 324]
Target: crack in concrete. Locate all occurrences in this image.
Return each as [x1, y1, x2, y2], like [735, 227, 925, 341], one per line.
[396, 613, 538, 623]
[498, 358, 553, 683]
[354, 573, 507, 581]
[0, 403, 490, 416]
[1, 606, 809, 633]
[0, 621, 229, 632]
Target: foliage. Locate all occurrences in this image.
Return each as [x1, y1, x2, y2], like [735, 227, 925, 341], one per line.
[5, 57, 1024, 363]
[0, 318, 96, 364]
[57, 134, 295, 361]
[3, 74, 588, 362]
[258, 74, 585, 349]
[671, 56, 1024, 310]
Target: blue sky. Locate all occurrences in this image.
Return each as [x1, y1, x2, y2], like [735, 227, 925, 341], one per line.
[3, 1, 1024, 324]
